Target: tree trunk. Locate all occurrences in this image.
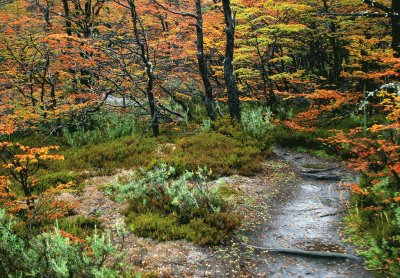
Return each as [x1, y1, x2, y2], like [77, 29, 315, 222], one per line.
[222, 0, 241, 121]
[392, 0, 400, 57]
[62, 0, 72, 36]
[129, 0, 160, 136]
[195, 0, 216, 120]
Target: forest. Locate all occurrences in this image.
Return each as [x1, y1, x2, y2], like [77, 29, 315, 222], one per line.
[0, 0, 399, 277]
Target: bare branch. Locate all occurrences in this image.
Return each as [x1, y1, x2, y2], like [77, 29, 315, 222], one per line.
[152, 0, 197, 19]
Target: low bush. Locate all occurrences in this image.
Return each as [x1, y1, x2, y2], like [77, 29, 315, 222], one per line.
[62, 111, 141, 147]
[109, 166, 240, 245]
[241, 106, 274, 150]
[167, 132, 262, 177]
[0, 209, 128, 277]
[56, 216, 101, 239]
[126, 212, 227, 245]
[50, 135, 158, 176]
[343, 175, 400, 275]
[35, 170, 84, 192]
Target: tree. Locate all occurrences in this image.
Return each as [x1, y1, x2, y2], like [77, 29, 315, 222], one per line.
[153, 0, 217, 120]
[325, 0, 400, 57]
[221, 0, 240, 121]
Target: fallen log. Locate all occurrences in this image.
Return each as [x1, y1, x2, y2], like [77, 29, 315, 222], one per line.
[245, 244, 361, 261]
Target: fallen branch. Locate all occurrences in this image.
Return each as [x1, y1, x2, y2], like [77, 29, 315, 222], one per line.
[245, 244, 361, 261]
[365, 267, 388, 271]
[319, 209, 347, 218]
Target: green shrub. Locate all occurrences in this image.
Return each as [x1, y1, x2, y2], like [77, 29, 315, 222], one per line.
[211, 116, 244, 139]
[56, 216, 101, 239]
[109, 166, 240, 245]
[344, 176, 400, 276]
[62, 112, 140, 147]
[126, 212, 227, 245]
[242, 106, 273, 141]
[50, 135, 158, 175]
[167, 132, 262, 177]
[35, 170, 83, 192]
[0, 209, 127, 277]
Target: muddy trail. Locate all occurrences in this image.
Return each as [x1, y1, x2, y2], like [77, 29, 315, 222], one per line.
[249, 148, 373, 277]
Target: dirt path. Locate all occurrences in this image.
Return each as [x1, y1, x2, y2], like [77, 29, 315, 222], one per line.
[249, 147, 373, 277]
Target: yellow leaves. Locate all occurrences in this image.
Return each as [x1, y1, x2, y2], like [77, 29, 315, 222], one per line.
[0, 142, 13, 149]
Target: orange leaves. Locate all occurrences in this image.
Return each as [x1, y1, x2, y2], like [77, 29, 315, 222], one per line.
[0, 141, 69, 215]
[342, 183, 369, 196]
[0, 143, 65, 173]
[284, 120, 315, 131]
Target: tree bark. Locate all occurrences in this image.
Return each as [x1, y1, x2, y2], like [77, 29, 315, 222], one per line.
[195, 0, 216, 120]
[62, 0, 72, 36]
[222, 0, 241, 121]
[129, 0, 160, 136]
[392, 0, 400, 57]
[152, 0, 216, 120]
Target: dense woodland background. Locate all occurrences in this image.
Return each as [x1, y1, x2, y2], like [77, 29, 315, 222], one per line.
[0, 0, 399, 276]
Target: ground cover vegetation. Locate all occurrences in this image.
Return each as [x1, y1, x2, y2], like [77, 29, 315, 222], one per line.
[0, 0, 399, 276]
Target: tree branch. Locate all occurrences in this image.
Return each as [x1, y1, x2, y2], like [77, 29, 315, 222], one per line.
[152, 0, 197, 19]
[323, 12, 392, 18]
[363, 0, 394, 14]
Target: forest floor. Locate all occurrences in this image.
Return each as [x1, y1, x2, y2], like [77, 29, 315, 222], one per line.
[59, 148, 377, 277]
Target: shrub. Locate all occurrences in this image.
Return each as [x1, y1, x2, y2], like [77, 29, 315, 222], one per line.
[126, 212, 227, 245]
[211, 116, 244, 139]
[62, 112, 140, 147]
[241, 106, 274, 150]
[56, 216, 101, 239]
[109, 166, 240, 245]
[50, 135, 158, 175]
[0, 209, 127, 277]
[35, 170, 83, 192]
[343, 176, 400, 276]
[167, 132, 262, 177]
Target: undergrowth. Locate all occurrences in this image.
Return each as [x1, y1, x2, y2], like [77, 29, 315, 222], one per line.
[343, 175, 400, 276]
[106, 165, 240, 245]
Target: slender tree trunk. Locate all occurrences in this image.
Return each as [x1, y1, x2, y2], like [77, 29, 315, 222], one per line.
[329, 21, 341, 82]
[62, 0, 72, 36]
[392, 0, 400, 57]
[222, 0, 240, 121]
[152, 0, 216, 120]
[195, 0, 216, 120]
[129, 0, 159, 136]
